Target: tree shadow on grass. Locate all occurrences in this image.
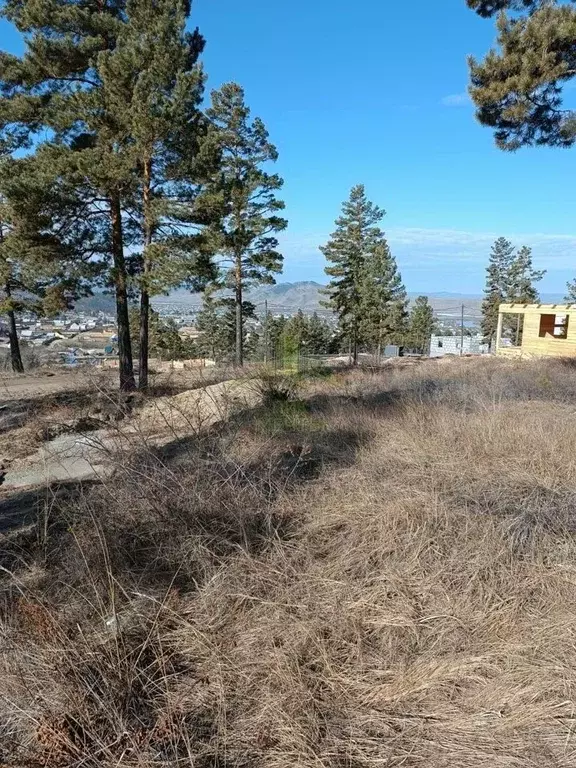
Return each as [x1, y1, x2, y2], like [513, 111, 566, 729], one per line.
[0, 479, 102, 535]
[0, 388, 390, 595]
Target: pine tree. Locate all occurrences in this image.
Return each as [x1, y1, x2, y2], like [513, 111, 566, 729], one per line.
[99, 0, 215, 389]
[360, 241, 408, 359]
[467, 1, 576, 150]
[286, 309, 307, 348]
[306, 312, 332, 355]
[244, 327, 260, 361]
[220, 295, 257, 362]
[506, 244, 545, 345]
[507, 246, 545, 303]
[266, 313, 287, 364]
[0, 158, 99, 372]
[259, 308, 274, 364]
[321, 185, 389, 365]
[278, 309, 309, 366]
[0, 0, 139, 390]
[205, 84, 287, 367]
[481, 237, 516, 347]
[196, 292, 229, 362]
[196, 292, 257, 363]
[566, 280, 576, 303]
[409, 296, 435, 355]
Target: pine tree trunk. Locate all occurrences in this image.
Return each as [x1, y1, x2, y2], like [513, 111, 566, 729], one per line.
[235, 252, 243, 367]
[139, 157, 153, 391]
[352, 322, 359, 366]
[5, 283, 24, 374]
[110, 193, 136, 392]
[139, 288, 149, 387]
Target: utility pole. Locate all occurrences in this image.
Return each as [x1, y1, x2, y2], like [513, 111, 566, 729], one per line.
[263, 299, 269, 365]
[460, 303, 465, 356]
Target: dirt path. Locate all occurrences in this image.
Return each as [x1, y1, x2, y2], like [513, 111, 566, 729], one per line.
[0, 370, 116, 401]
[1, 378, 260, 492]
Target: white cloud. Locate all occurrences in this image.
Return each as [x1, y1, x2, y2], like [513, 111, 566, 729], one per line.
[279, 227, 576, 272]
[387, 228, 576, 269]
[440, 92, 471, 107]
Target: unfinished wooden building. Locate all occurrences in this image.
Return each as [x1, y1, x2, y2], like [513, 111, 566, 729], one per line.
[496, 303, 576, 358]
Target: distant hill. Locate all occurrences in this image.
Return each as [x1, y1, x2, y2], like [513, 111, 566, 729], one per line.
[75, 294, 116, 313]
[153, 281, 328, 313]
[80, 283, 565, 319]
[154, 282, 484, 315]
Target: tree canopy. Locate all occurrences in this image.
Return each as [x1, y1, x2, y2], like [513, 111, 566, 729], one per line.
[467, 0, 576, 150]
[204, 83, 286, 366]
[0, 1, 287, 386]
[322, 185, 406, 363]
[481, 237, 545, 346]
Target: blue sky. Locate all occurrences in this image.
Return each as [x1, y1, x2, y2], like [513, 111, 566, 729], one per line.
[2, 0, 575, 294]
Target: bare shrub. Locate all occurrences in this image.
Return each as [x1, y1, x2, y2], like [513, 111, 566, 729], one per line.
[252, 369, 301, 406]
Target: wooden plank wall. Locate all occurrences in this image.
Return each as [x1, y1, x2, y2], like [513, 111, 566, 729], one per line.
[517, 309, 576, 357]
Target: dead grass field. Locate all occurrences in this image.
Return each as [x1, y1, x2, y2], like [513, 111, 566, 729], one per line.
[2, 356, 576, 767]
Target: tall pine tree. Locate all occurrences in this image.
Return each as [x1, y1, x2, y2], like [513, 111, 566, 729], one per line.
[321, 185, 393, 364]
[507, 245, 545, 303]
[482, 238, 544, 347]
[481, 237, 515, 348]
[507, 244, 545, 345]
[408, 296, 435, 355]
[196, 291, 230, 363]
[204, 84, 286, 367]
[0, 0, 139, 390]
[99, 0, 215, 388]
[359, 242, 407, 359]
[306, 312, 333, 355]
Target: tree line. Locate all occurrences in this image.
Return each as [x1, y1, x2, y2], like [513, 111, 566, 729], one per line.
[0, 0, 285, 389]
[196, 305, 335, 364]
[9, 0, 564, 382]
[194, 182, 436, 364]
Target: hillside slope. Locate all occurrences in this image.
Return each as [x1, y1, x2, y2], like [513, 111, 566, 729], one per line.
[2, 357, 576, 766]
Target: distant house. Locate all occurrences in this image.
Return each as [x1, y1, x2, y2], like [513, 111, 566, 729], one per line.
[179, 326, 201, 340]
[429, 334, 488, 358]
[496, 303, 576, 358]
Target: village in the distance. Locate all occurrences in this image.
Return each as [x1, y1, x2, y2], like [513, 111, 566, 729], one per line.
[0, 284, 489, 369]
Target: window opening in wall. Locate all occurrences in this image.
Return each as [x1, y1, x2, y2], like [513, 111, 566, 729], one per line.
[539, 314, 569, 340]
[502, 313, 524, 347]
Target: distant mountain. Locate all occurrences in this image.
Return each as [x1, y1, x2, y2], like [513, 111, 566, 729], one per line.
[75, 294, 116, 313]
[153, 281, 328, 313]
[80, 283, 565, 318]
[245, 281, 325, 311]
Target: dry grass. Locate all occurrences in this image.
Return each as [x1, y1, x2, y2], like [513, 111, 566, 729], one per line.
[2, 356, 576, 766]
